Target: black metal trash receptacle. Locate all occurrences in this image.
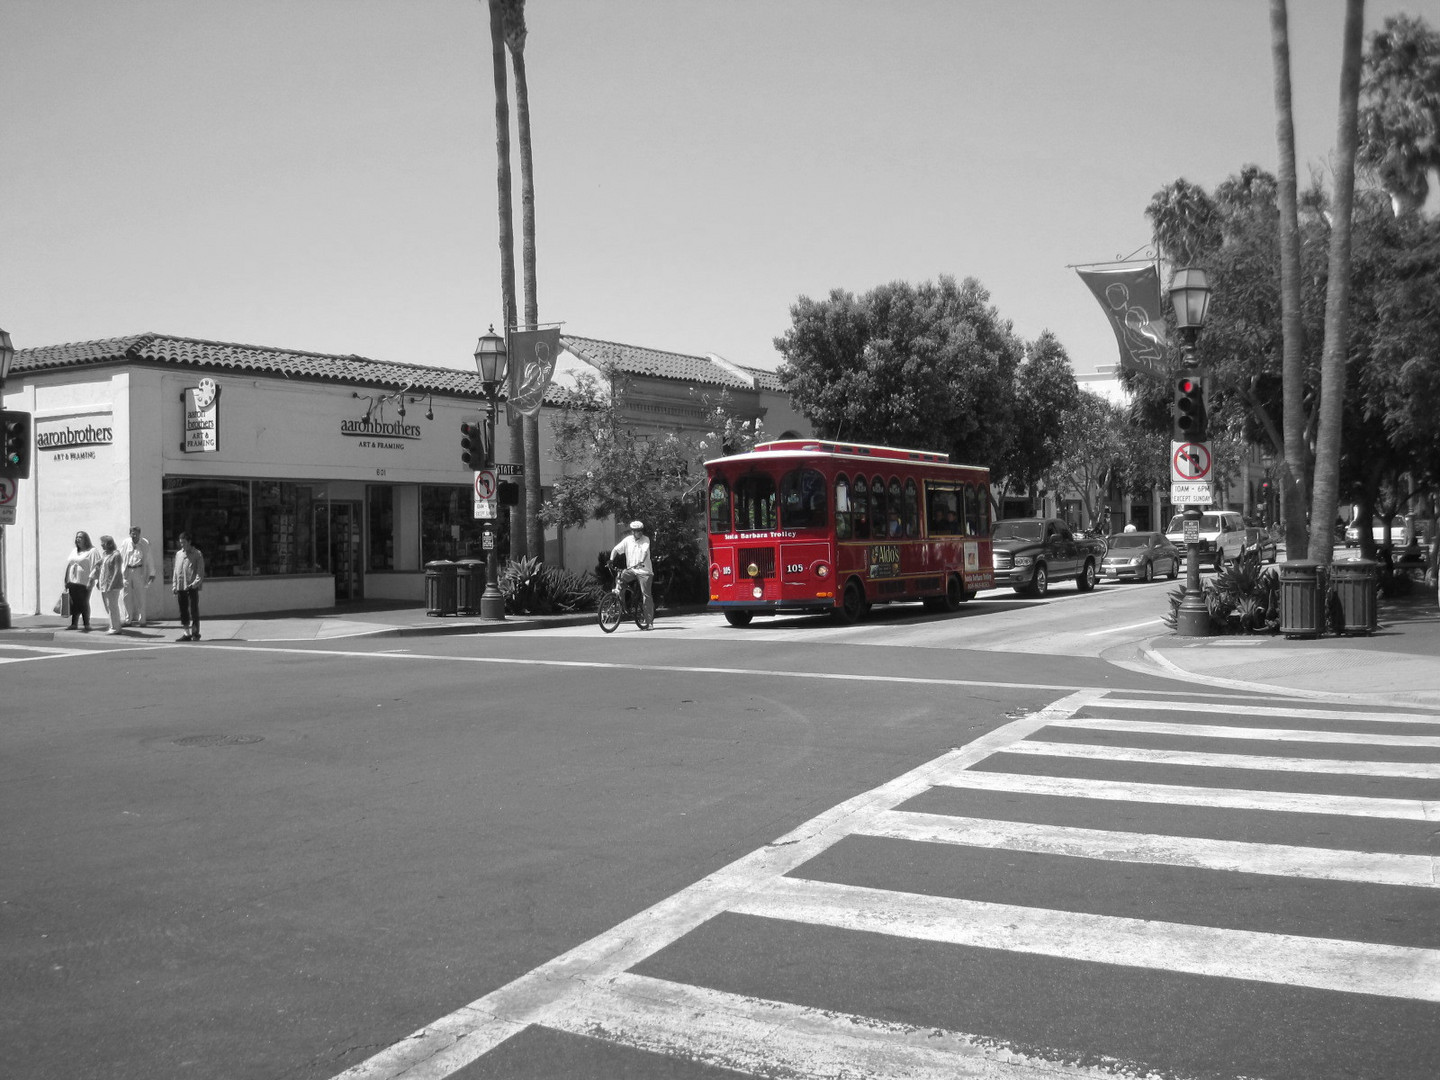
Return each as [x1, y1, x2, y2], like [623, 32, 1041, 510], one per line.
[1330, 559, 1378, 635]
[454, 557, 485, 615]
[1279, 560, 1323, 638]
[425, 560, 458, 616]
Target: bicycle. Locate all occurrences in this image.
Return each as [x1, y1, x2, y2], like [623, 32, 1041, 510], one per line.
[597, 567, 652, 633]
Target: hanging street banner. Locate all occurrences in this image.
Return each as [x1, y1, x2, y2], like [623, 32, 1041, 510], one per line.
[507, 327, 562, 418]
[1076, 262, 1169, 380]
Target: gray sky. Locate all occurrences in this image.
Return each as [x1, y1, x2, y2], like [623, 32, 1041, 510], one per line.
[5, 0, 1437, 376]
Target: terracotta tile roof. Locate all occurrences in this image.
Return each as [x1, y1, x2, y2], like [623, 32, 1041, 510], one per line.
[737, 364, 785, 392]
[10, 332, 564, 402]
[560, 335, 753, 389]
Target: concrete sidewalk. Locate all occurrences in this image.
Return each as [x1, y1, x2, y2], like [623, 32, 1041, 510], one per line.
[4, 592, 1436, 706]
[1134, 590, 1440, 707]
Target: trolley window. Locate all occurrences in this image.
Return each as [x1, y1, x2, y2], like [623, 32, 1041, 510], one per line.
[734, 472, 778, 531]
[708, 478, 732, 534]
[835, 475, 852, 540]
[852, 475, 870, 539]
[903, 478, 919, 537]
[780, 467, 828, 529]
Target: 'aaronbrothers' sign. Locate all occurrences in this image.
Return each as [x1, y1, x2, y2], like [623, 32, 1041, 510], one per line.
[37, 418, 115, 461]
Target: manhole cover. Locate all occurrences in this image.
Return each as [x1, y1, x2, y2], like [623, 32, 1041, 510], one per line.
[172, 734, 264, 747]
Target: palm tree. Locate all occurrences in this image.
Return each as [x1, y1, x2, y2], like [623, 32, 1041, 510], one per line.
[1308, 0, 1365, 564]
[500, 0, 545, 559]
[486, 0, 526, 558]
[1270, 0, 1310, 558]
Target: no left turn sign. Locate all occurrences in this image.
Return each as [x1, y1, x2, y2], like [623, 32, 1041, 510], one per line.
[0, 477, 16, 505]
[474, 470, 496, 500]
[1171, 441, 1212, 483]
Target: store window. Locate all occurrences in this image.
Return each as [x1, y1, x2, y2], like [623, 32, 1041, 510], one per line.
[421, 484, 485, 563]
[368, 486, 396, 570]
[163, 478, 325, 578]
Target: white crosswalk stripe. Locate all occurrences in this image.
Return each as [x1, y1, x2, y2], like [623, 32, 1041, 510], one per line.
[335, 689, 1440, 1080]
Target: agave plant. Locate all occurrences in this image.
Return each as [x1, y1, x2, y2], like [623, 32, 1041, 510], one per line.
[1207, 548, 1280, 634]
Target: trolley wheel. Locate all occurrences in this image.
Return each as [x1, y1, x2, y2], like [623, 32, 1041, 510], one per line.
[724, 610, 753, 628]
[943, 573, 966, 611]
[598, 592, 622, 633]
[832, 579, 866, 624]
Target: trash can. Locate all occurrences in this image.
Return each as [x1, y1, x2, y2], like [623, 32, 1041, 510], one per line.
[1330, 559, 1378, 635]
[425, 560, 457, 616]
[1279, 560, 1322, 638]
[454, 557, 485, 615]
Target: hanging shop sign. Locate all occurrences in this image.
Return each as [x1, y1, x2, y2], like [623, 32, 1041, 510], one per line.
[183, 378, 221, 453]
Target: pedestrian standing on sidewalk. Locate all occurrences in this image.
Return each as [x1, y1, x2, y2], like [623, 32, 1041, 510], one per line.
[172, 532, 206, 641]
[63, 531, 100, 632]
[118, 524, 157, 626]
[91, 535, 126, 635]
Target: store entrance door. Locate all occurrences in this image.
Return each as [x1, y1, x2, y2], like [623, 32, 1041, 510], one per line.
[330, 501, 363, 601]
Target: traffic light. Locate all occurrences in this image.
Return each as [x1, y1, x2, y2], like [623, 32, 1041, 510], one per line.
[497, 480, 519, 506]
[1, 410, 32, 479]
[1172, 370, 1207, 442]
[460, 416, 489, 469]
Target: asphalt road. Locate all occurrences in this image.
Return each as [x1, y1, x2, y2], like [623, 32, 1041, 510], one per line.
[2, 581, 1436, 1080]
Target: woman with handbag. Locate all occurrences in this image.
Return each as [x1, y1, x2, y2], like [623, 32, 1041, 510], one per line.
[91, 535, 126, 635]
[63, 531, 100, 632]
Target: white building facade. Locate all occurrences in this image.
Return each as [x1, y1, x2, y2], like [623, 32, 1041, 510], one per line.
[2, 333, 803, 618]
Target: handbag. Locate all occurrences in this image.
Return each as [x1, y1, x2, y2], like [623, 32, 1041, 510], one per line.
[54, 591, 71, 618]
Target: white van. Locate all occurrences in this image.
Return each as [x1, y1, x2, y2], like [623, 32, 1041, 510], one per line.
[1164, 510, 1246, 571]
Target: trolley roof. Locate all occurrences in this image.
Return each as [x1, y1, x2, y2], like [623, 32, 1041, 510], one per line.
[705, 439, 986, 473]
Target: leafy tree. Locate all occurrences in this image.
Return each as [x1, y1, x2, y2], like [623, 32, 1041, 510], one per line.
[1045, 390, 1125, 530]
[775, 276, 1023, 476]
[542, 374, 756, 603]
[1359, 13, 1440, 217]
[993, 331, 1078, 514]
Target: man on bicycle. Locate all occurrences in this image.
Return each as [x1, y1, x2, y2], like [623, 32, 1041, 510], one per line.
[610, 519, 655, 629]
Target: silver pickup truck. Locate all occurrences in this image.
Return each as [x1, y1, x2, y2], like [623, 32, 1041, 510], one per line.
[990, 517, 1106, 596]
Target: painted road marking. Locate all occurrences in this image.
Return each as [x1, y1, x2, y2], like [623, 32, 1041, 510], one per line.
[1055, 716, 1440, 746]
[1097, 696, 1440, 726]
[1004, 739, 1440, 777]
[938, 770, 1436, 820]
[331, 687, 1439, 1079]
[854, 809, 1439, 888]
[540, 971, 1172, 1080]
[331, 691, 1104, 1079]
[729, 876, 1440, 1001]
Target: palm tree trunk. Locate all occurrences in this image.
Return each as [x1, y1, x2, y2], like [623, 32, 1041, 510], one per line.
[1270, 0, 1311, 558]
[487, 0, 525, 559]
[507, 18, 544, 560]
[1307, 0, 1365, 564]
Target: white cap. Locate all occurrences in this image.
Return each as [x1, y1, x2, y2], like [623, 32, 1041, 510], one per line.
[629, 520, 644, 530]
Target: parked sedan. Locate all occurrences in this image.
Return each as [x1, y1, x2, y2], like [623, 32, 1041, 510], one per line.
[1101, 531, 1181, 583]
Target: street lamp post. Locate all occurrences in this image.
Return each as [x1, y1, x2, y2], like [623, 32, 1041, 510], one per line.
[1168, 267, 1213, 638]
[473, 327, 508, 621]
[0, 328, 14, 630]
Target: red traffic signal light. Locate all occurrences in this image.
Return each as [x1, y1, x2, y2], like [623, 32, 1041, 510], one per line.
[1172, 371, 1207, 442]
[460, 416, 489, 469]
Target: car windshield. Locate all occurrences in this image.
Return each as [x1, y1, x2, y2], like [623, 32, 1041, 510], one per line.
[1166, 514, 1217, 533]
[1106, 535, 1149, 550]
[992, 521, 1044, 542]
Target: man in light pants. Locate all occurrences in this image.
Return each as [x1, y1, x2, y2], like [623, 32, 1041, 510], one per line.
[118, 525, 157, 626]
[609, 520, 655, 629]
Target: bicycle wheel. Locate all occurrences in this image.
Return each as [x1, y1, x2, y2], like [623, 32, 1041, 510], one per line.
[597, 592, 622, 633]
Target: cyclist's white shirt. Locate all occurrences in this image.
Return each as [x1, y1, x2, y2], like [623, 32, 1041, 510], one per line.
[611, 534, 653, 575]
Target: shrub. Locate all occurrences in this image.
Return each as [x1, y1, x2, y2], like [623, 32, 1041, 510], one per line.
[499, 557, 605, 615]
[1162, 549, 1279, 634]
